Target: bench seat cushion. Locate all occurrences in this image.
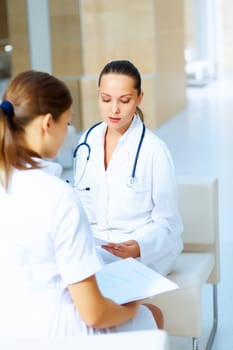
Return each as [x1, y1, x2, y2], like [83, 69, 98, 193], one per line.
[147, 252, 214, 336]
[167, 252, 214, 288]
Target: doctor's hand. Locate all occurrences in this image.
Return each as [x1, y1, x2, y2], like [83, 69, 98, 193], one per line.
[101, 240, 140, 259]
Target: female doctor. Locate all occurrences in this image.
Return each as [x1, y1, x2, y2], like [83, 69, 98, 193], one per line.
[74, 60, 183, 276]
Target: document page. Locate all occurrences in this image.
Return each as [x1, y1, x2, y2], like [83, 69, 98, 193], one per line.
[96, 258, 178, 304]
[94, 236, 109, 246]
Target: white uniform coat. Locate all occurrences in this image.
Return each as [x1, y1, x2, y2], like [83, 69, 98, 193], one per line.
[0, 159, 156, 337]
[75, 115, 183, 275]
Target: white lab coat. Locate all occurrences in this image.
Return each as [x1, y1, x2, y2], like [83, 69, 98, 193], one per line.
[0, 159, 156, 337]
[75, 115, 183, 275]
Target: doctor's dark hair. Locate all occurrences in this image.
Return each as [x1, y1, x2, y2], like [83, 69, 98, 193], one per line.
[98, 60, 144, 121]
[0, 70, 72, 189]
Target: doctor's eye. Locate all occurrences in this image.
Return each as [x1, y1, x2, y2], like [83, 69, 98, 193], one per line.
[101, 98, 111, 103]
[120, 99, 130, 104]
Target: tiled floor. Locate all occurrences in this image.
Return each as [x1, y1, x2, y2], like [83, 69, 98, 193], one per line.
[156, 73, 233, 349]
[1, 73, 232, 349]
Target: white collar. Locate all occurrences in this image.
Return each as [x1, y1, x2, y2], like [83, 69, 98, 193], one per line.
[33, 158, 63, 177]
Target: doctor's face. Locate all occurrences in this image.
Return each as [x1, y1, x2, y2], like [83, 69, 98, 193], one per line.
[98, 73, 143, 134]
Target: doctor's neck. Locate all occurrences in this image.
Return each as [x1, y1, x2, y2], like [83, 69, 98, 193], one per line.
[106, 115, 134, 138]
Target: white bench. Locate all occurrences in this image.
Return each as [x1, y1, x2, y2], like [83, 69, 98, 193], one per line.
[148, 176, 220, 350]
[0, 330, 170, 350]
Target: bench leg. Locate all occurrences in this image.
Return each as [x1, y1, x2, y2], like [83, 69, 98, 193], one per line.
[192, 337, 199, 350]
[192, 284, 218, 350]
[205, 284, 218, 350]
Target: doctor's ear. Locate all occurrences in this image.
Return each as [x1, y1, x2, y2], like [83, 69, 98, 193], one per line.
[41, 113, 53, 132]
[137, 91, 144, 105]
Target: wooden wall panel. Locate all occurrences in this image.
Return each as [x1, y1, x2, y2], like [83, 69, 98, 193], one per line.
[79, 78, 99, 130]
[49, 0, 82, 76]
[7, 0, 30, 75]
[80, 0, 155, 75]
[153, 0, 186, 126]
[0, 0, 8, 39]
[62, 79, 82, 130]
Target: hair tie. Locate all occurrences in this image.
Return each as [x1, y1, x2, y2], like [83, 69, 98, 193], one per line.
[0, 100, 14, 118]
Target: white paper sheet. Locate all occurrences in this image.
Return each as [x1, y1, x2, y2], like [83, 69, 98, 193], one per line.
[96, 258, 178, 304]
[94, 236, 109, 246]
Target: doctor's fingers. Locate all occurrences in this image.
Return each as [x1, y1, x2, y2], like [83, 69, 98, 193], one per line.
[101, 241, 140, 258]
[119, 240, 138, 247]
[104, 241, 136, 250]
[101, 245, 131, 258]
[102, 243, 140, 258]
[118, 240, 140, 258]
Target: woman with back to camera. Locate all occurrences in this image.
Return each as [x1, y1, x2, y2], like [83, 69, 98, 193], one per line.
[0, 70, 163, 337]
[74, 60, 183, 276]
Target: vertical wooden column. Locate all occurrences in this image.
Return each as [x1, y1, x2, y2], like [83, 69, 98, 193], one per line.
[7, 0, 30, 75]
[49, 0, 82, 130]
[153, 0, 186, 126]
[0, 0, 8, 39]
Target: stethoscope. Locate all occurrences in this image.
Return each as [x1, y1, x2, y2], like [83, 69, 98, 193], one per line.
[73, 120, 146, 190]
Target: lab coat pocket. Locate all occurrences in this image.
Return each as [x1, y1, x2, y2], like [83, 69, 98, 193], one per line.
[133, 181, 151, 193]
[124, 180, 152, 214]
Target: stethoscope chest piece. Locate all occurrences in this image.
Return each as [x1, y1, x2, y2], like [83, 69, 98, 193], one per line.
[126, 175, 137, 188]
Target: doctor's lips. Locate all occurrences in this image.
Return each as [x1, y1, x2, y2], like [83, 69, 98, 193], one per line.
[108, 117, 121, 123]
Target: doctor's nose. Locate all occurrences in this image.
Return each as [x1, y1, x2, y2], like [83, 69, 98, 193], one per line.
[111, 101, 120, 114]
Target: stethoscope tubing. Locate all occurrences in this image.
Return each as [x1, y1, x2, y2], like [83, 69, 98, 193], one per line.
[131, 122, 145, 179]
[73, 119, 145, 188]
[73, 121, 102, 159]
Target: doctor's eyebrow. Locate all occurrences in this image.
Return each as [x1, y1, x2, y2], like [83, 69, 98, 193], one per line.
[100, 93, 133, 98]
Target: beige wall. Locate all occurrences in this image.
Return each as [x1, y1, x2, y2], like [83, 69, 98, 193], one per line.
[49, 0, 82, 76]
[154, 0, 186, 126]
[78, 0, 186, 130]
[80, 0, 156, 75]
[49, 0, 83, 129]
[7, 0, 186, 130]
[7, 0, 30, 75]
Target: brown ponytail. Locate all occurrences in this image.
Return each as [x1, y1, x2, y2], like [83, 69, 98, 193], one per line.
[0, 107, 17, 188]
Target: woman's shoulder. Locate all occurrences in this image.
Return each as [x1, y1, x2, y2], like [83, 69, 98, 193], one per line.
[144, 128, 170, 151]
[11, 163, 73, 199]
[12, 168, 83, 221]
